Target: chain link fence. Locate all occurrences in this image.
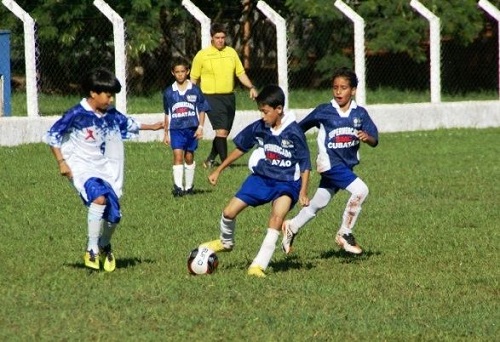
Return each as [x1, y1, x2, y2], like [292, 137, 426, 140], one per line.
[1, 1, 498, 116]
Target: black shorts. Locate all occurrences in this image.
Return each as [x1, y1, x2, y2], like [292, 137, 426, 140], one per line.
[205, 94, 236, 131]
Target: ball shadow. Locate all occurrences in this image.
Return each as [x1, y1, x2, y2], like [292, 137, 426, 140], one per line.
[319, 249, 382, 264]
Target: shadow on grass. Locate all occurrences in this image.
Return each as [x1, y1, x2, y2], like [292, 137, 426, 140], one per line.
[319, 249, 381, 263]
[201, 162, 248, 170]
[65, 257, 155, 271]
[270, 254, 316, 273]
[186, 188, 214, 195]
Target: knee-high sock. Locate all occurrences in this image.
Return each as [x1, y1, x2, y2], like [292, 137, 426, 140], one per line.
[251, 228, 280, 270]
[173, 164, 184, 189]
[220, 213, 235, 248]
[207, 139, 217, 161]
[184, 162, 195, 190]
[290, 187, 333, 234]
[87, 203, 105, 253]
[214, 136, 228, 162]
[99, 222, 117, 248]
[339, 178, 369, 235]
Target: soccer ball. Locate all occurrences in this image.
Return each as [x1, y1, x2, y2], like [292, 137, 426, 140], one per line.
[187, 246, 219, 275]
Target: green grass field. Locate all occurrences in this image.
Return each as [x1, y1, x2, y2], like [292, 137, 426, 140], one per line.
[0, 128, 498, 340]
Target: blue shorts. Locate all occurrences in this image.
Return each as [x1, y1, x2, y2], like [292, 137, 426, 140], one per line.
[82, 177, 121, 223]
[319, 164, 358, 191]
[235, 174, 301, 207]
[170, 128, 198, 152]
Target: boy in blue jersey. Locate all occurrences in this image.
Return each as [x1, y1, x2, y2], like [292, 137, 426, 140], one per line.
[201, 85, 311, 277]
[282, 67, 378, 255]
[46, 68, 163, 272]
[163, 58, 210, 196]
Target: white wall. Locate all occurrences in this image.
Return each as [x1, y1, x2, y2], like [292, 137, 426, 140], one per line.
[0, 101, 499, 146]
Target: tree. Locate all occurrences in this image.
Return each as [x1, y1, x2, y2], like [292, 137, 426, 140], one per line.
[1, 0, 498, 94]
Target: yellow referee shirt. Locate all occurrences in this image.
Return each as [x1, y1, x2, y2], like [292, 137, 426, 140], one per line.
[191, 45, 246, 94]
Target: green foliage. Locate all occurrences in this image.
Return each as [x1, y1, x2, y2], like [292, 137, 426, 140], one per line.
[1, 0, 498, 93]
[0, 128, 499, 340]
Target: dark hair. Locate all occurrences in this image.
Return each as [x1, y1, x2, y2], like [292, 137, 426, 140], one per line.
[332, 67, 358, 88]
[210, 23, 227, 36]
[82, 68, 121, 95]
[171, 57, 190, 71]
[255, 84, 285, 108]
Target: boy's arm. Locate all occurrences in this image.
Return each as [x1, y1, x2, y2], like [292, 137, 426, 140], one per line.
[140, 121, 164, 131]
[298, 169, 310, 207]
[195, 111, 205, 139]
[208, 148, 245, 186]
[50, 146, 72, 180]
[357, 131, 377, 147]
[163, 115, 170, 145]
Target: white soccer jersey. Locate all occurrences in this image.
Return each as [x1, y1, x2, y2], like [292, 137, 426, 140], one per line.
[45, 99, 141, 199]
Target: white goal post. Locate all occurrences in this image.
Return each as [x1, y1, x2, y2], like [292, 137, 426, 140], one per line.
[1, 0, 38, 117]
[93, 0, 127, 114]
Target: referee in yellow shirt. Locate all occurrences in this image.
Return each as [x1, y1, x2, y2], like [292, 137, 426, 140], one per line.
[191, 23, 258, 168]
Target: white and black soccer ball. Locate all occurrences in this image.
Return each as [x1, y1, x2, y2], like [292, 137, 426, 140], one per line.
[187, 246, 219, 275]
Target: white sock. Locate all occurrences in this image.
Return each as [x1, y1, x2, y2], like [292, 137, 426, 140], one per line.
[290, 187, 333, 234]
[87, 203, 105, 253]
[184, 162, 195, 190]
[338, 178, 368, 236]
[220, 213, 235, 247]
[251, 228, 279, 270]
[99, 221, 117, 248]
[173, 164, 184, 189]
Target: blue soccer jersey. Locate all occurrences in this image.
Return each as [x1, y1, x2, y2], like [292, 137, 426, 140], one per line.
[163, 80, 211, 130]
[234, 112, 311, 182]
[45, 99, 141, 199]
[299, 100, 378, 172]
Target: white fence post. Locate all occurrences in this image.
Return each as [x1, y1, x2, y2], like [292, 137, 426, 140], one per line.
[182, 0, 211, 48]
[256, 1, 289, 109]
[410, 0, 441, 104]
[478, 0, 500, 100]
[334, 0, 366, 106]
[1, 0, 39, 117]
[93, 0, 127, 114]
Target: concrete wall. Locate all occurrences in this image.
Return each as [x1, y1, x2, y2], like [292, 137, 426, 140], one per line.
[0, 100, 499, 146]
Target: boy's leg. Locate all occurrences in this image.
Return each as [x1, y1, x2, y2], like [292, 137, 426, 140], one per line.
[85, 201, 106, 270]
[282, 187, 334, 254]
[99, 222, 117, 272]
[249, 196, 291, 277]
[335, 177, 369, 254]
[184, 150, 196, 193]
[172, 149, 185, 195]
[201, 197, 248, 252]
[99, 221, 116, 248]
[287, 187, 333, 234]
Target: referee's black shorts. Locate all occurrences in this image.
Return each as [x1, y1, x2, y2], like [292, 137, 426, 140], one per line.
[205, 93, 236, 131]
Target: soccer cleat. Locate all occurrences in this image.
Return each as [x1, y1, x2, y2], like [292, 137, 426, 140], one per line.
[203, 159, 215, 169]
[184, 187, 195, 195]
[281, 220, 296, 254]
[99, 244, 116, 272]
[200, 239, 233, 253]
[84, 249, 100, 270]
[172, 186, 184, 197]
[247, 265, 266, 278]
[335, 233, 363, 254]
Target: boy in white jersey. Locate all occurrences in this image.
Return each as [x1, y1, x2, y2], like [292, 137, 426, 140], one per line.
[163, 58, 210, 196]
[46, 68, 163, 272]
[200, 85, 311, 278]
[282, 67, 378, 255]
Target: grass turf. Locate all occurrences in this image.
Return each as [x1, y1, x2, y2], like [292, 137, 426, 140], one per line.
[0, 128, 498, 340]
